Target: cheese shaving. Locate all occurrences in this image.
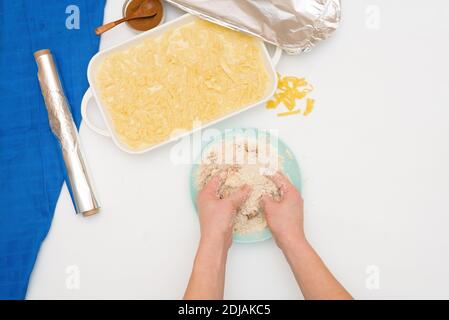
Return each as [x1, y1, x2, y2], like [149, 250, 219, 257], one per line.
[303, 98, 315, 116]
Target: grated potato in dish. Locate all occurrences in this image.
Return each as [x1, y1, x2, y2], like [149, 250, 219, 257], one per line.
[96, 18, 270, 150]
[197, 138, 282, 235]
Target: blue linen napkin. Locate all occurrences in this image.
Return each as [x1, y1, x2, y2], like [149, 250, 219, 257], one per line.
[0, 0, 105, 299]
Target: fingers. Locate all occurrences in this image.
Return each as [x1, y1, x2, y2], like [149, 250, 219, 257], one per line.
[200, 175, 222, 199]
[227, 185, 252, 209]
[261, 194, 278, 212]
[265, 171, 293, 195]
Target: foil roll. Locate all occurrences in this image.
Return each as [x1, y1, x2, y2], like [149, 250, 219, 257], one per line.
[34, 49, 100, 217]
[165, 0, 341, 54]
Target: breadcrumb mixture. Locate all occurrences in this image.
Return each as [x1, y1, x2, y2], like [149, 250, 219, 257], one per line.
[197, 138, 282, 234]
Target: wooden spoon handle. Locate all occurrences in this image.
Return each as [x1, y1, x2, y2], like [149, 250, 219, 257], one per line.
[95, 17, 127, 35]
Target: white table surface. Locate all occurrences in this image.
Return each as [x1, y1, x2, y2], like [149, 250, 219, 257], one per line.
[27, 0, 449, 299]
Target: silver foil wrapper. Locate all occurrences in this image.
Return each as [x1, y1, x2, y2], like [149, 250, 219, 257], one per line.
[34, 49, 100, 217]
[165, 0, 341, 54]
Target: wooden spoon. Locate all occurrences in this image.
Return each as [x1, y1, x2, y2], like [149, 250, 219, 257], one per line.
[95, 1, 157, 35]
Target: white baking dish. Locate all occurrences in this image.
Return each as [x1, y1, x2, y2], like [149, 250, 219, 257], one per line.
[81, 14, 282, 154]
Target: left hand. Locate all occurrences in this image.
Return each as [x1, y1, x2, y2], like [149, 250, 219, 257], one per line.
[197, 174, 252, 250]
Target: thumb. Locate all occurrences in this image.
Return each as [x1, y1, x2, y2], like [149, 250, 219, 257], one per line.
[227, 185, 252, 209]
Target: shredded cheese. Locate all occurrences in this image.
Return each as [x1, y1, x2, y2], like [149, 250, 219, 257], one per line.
[303, 98, 315, 116]
[267, 73, 315, 117]
[96, 19, 270, 150]
[277, 109, 302, 117]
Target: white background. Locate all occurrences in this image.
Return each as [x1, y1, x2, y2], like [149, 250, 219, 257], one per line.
[27, 0, 449, 299]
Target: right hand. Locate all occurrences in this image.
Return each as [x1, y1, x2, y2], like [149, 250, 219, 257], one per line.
[261, 172, 306, 250]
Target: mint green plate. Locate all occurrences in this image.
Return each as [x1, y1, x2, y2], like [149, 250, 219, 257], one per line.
[189, 128, 302, 244]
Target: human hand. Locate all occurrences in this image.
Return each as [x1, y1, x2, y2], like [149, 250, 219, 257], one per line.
[261, 172, 305, 251]
[261, 173, 352, 300]
[197, 174, 252, 250]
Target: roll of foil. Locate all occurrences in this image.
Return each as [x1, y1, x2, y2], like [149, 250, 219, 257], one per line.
[165, 0, 341, 54]
[34, 49, 100, 217]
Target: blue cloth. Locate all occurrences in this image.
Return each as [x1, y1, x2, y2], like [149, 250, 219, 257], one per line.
[0, 0, 105, 299]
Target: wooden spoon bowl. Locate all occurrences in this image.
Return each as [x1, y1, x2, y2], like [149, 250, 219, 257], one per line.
[124, 0, 164, 32]
[95, 0, 163, 35]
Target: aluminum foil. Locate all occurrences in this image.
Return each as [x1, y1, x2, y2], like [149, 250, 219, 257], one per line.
[34, 49, 100, 217]
[164, 0, 341, 54]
